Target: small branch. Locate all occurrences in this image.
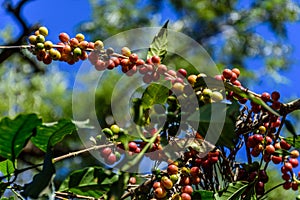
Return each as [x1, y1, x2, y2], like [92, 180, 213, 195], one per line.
[55, 191, 98, 200]
[53, 143, 116, 163]
[281, 98, 300, 115]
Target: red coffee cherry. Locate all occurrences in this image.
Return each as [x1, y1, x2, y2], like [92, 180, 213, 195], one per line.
[271, 91, 280, 101]
[153, 181, 161, 189]
[265, 145, 275, 155]
[261, 92, 271, 102]
[284, 162, 293, 171]
[100, 147, 112, 157]
[129, 53, 138, 63]
[128, 141, 138, 152]
[283, 181, 292, 190]
[271, 155, 282, 164]
[129, 177, 136, 184]
[280, 140, 291, 150]
[222, 69, 233, 79]
[232, 68, 240, 77]
[292, 181, 299, 191]
[154, 187, 167, 199]
[181, 185, 193, 195]
[289, 158, 299, 168]
[177, 68, 187, 77]
[151, 55, 161, 64]
[106, 153, 117, 165]
[167, 164, 178, 175]
[282, 173, 290, 181]
[190, 166, 200, 176]
[181, 193, 192, 200]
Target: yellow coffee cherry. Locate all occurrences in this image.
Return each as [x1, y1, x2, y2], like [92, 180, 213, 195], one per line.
[38, 26, 48, 36]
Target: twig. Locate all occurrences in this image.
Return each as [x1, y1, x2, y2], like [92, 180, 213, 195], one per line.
[53, 143, 116, 163]
[55, 191, 97, 200]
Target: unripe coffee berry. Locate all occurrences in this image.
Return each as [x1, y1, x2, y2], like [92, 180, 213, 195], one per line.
[121, 47, 131, 56]
[75, 33, 85, 42]
[38, 26, 48, 36]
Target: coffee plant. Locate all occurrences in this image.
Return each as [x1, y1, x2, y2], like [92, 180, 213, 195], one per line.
[0, 21, 300, 200]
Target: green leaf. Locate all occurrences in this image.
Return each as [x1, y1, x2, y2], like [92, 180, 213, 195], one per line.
[188, 102, 239, 149]
[21, 148, 56, 199]
[147, 20, 169, 61]
[0, 160, 14, 177]
[283, 136, 300, 148]
[0, 197, 14, 200]
[193, 190, 214, 199]
[274, 149, 291, 157]
[284, 120, 297, 137]
[31, 119, 76, 152]
[141, 83, 169, 109]
[215, 181, 249, 200]
[0, 114, 42, 162]
[224, 82, 279, 116]
[59, 167, 119, 198]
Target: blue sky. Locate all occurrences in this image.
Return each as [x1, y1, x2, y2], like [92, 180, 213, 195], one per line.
[1, 0, 299, 100]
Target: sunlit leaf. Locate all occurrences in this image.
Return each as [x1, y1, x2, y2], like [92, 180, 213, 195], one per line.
[141, 83, 169, 109]
[31, 119, 76, 152]
[0, 160, 14, 177]
[215, 181, 248, 200]
[285, 136, 300, 148]
[59, 167, 119, 198]
[0, 114, 42, 163]
[147, 20, 169, 61]
[193, 190, 214, 199]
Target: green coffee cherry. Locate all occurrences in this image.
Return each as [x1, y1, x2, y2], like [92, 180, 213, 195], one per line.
[36, 35, 45, 43]
[73, 47, 82, 56]
[102, 127, 113, 137]
[110, 124, 120, 134]
[36, 43, 44, 50]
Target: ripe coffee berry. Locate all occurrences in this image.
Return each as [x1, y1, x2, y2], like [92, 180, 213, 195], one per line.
[232, 68, 240, 77]
[59, 32, 70, 42]
[167, 164, 178, 175]
[222, 69, 233, 79]
[289, 158, 299, 168]
[151, 55, 161, 64]
[181, 185, 193, 195]
[271, 155, 282, 164]
[181, 193, 192, 200]
[129, 177, 136, 184]
[261, 92, 271, 102]
[129, 53, 138, 63]
[271, 91, 280, 101]
[177, 68, 187, 77]
[106, 153, 117, 165]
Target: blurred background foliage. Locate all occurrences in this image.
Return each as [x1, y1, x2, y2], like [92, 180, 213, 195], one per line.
[1, 0, 300, 198]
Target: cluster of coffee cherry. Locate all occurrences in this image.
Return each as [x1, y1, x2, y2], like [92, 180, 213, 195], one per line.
[26, 27, 300, 199]
[28, 26, 94, 65]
